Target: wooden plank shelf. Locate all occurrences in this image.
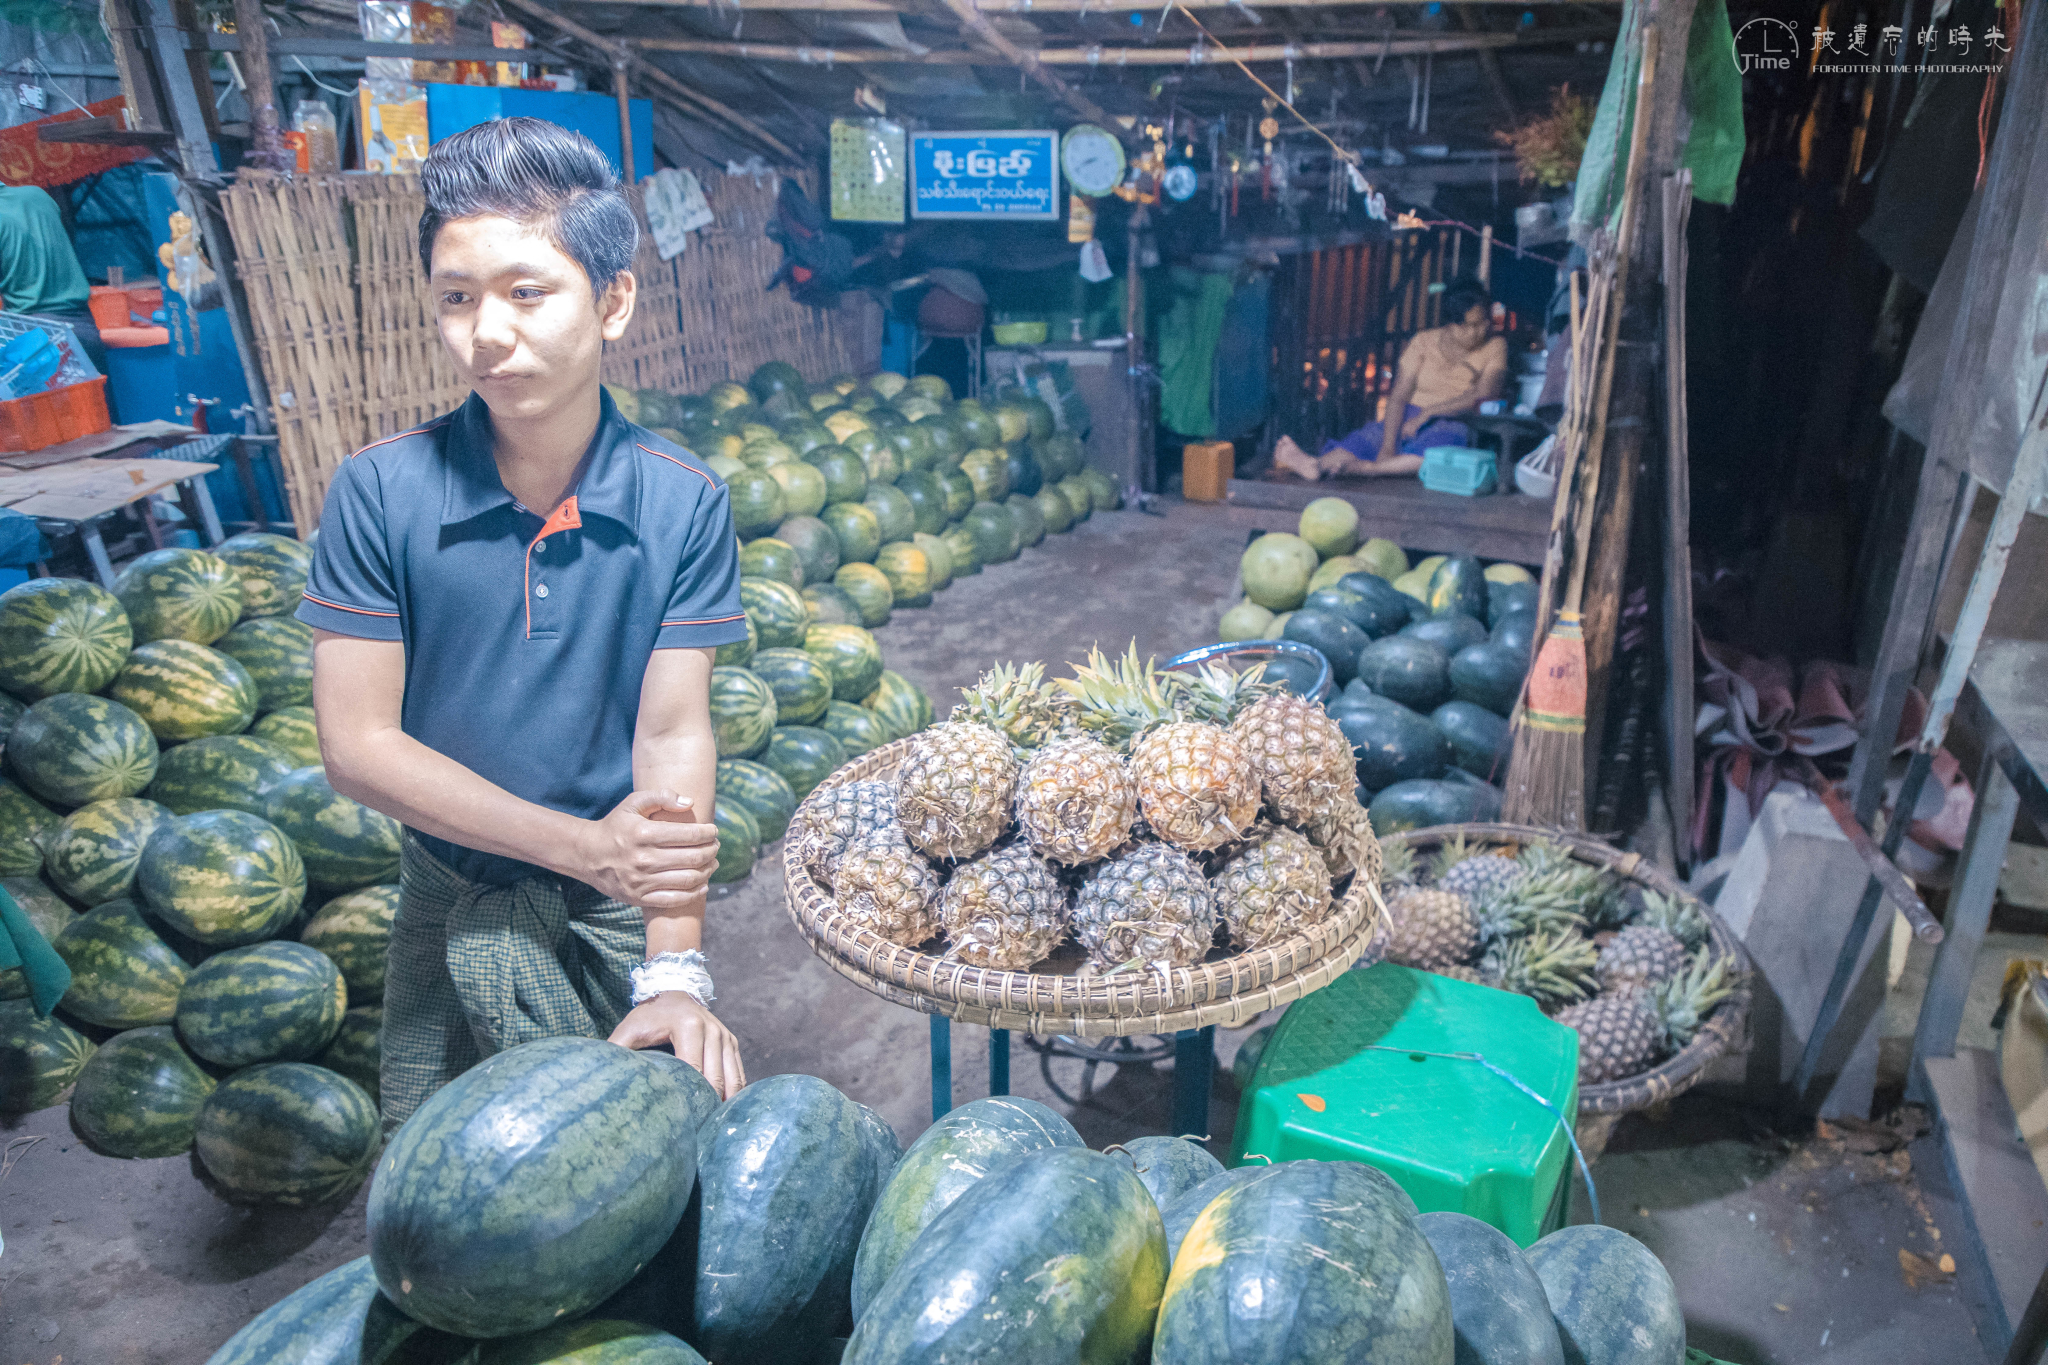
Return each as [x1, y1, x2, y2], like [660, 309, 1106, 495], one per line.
[1225, 475, 1551, 566]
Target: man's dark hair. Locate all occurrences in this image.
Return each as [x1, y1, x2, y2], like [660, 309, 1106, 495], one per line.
[417, 117, 638, 295]
[1441, 277, 1493, 325]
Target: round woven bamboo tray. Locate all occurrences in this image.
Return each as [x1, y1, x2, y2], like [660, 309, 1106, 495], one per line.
[1382, 822, 1751, 1159]
[783, 736, 1388, 1038]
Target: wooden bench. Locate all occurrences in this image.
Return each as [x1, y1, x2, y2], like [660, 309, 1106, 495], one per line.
[1223, 474, 1551, 566]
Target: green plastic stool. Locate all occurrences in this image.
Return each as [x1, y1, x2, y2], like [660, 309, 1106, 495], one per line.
[1231, 962, 1580, 1247]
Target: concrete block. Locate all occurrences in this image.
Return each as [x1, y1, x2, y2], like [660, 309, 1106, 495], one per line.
[1927, 1048, 2048, 1349]
[1711, 785, 1887, 1119]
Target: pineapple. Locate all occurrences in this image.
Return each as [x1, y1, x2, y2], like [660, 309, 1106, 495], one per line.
[952, 661, 1069, 755]
[1383, 839, 1481, 972]
[1596, 923, 1690, 992]
[1471, 871, 1592, 948]
[1211, 825, 1333, 950]
[1227, 691, 1357, 826]
[1431, 964, 1490, 986]
[1553, 949, 1737, 1083]
[1073, 842, 1217, 970]
[895, 721, 1019, 859]
[1015, 736, 1138, 865]
[1637, 889, 1709, 950]
[940, 840, 1069, 969]
[833, 828, 942, 946]
[1480, 925, 1600, 1008]
[798, 780, 899, 881]
[1305, 802, 1382, 887]
[1432, 835, 1525, 902]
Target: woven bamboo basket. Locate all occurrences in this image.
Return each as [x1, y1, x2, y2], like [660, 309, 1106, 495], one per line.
[782, 736, 1388, 1038]
[1382, 822, 1751, 1159]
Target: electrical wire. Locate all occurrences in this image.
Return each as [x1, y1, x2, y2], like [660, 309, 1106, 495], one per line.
[291, 54, 358, 97]
[1171, 4, 1359, 166]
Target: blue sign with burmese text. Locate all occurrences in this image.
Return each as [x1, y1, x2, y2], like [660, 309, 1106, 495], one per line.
[910, 131, 1060, 220]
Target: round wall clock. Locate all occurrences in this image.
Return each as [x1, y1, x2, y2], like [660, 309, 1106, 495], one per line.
[1061, 124, 1128, 198]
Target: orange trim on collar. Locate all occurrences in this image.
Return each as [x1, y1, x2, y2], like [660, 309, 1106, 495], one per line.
[537, 496, 583, 539]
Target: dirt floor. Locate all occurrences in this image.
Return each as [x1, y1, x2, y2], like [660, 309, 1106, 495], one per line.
[0, 499, 1996, 1364]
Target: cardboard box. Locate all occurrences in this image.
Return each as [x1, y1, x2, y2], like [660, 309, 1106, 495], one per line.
[1184, 440, 1233, 501]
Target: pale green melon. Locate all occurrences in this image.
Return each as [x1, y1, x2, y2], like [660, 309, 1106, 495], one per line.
[1298, 496, 1360, 559]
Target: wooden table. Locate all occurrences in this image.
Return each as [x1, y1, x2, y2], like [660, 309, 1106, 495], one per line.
[1224, 472, 1551, 566]
[0, 452, 223, 587]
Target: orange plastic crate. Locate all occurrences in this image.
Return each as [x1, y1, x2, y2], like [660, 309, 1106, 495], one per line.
[0, 377, 111, 453]
[52, 376, 111, 442]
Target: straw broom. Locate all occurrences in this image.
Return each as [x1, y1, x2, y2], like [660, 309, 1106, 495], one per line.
[1502, 25, 1661, 829]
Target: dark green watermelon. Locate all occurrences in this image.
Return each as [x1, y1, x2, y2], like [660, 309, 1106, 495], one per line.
[1526, 1224, 1685, 1365]
[1004, 492, 1046, 547]
[1154, 1159, 1451, 1362]
[54, 897, 189, 1028]
[778, 516, 842, 585]
[726, 469, 788, 539]
[1339, 700, 1448, 790]
[712, 799, 761, 883]
[1003, 445, 1043, 498]
[70, 1024, 216, 1158]
[478, 1319, 707, 1364]
[369, 1037, 701, 1338]
[716, 758, 797, 843]
[937, 468, 976, 523]
[844, 1148, 1165, 1365]
[177, 940, 347, 1067]
[1370, 778, 1487, 832]
[1356, 636, 1452, 711]
[1401, 613, 1489, 655]
[752, 648, 834, 725]
[884, 422, 932, 475]
[145, 733, 296, 817]
[194, 1062, 380, 1205]
[1491, 607, 1539, 658]
[1336, 571, 1416, 637]
[1123, 1135, 1224, 1215]
[896, 471, 951, 536]
[1034, 486, 1075, 535]
[1160, 1167, 1266, 1265]
[851, 1095, 1083, 1318]
[1451, 642, 1527, 717]
[1427, 555, 1489, 621]
[820, 700, 892, 759]
[738, 537, 805, 588]
[9, 691, 160, 805]
[1416, 1211, 1565, 1365]
[858, 671, 933, 742]
[802, 583, 864, 627]
[1302, 585, 1374, 635]
[0, 996, 95, 1111]
[821, 501, 882, 565]
[963, 501, 1017, 565]
[1433, 701, 1511, 780]
[1283, 608, 1369, 686]
[693, 1074, 887, 1364]
[762, 726, 846, 801]
[1487, 579, 1540, 626]
[750, 360, 806, 405]
[808, 446, 870, 506]
[201, 1256, 444, 1365]
[863, 484, 916, 545]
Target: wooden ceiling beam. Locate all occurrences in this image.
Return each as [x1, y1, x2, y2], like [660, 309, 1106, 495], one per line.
[627, 26, 1614, 63]
[581, 0, 1612, 8]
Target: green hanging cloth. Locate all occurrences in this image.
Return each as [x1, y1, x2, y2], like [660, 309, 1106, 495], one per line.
[0, 882, 71, 1019]
[1158, 270, 1237, 439]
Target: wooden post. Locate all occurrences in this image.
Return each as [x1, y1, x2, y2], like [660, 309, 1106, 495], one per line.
[613, 56, 636, 184]
[232, 0, 290, 172]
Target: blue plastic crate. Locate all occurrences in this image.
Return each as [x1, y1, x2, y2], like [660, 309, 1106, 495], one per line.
[1420, 445, 1497, 496]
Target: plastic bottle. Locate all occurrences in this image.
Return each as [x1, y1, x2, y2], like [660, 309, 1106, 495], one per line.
[295, 101, 339, 173]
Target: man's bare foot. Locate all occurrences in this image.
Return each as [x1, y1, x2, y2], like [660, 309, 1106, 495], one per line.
[1273, 436, 1320, 481]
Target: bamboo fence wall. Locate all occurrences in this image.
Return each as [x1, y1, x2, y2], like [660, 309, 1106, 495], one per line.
[223, 170, 882, 532]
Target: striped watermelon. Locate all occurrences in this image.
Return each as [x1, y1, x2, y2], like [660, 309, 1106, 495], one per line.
[216, 532, 314, 620]
[0, 578, 132, 699]
[137, 809, 307, 946]
[873, 542, 932, 607]
[114, 547, 244, 645]
[110, 640, 259, 741]
[0, 876, 76, 1000]
[477, 1320, 708, 1364]
[69, 1024, 216, 1158]
[202, 1256, 433, 1365]
[711, 799, 760, 883]
[299, 884, 398, 1003]
[858, 670, 934, 742]
[843, 1148, 1165, 1365]
[146, 734, 296, 817]
[716, 758, 796, 843]
[252, 705, 322, 767]
[831, 563, 892, 627]
[0, 998, 95, 1111]
[45, 797, 172, 905]
[213, 616, 314, 712]
[315, 1005, 381, 1106]
[53, 898, 191, 1027]
[194, 1062, 381, 1205]
[0, 777, 56, 876]
[762, 726, 845, 801]
[8, 692, 160, 805]
[820, 700, 891, 759]
[851, 1096, 1084, 1318]
[713, 614, 757, 668]
[178, 940, 347, 1067]
[750, 648, 833, 725]
[368, 1037, 701, 1338]
[709, 666, 777, 759]
[740, 576, 811, 649]
[0, 693, 20, 744]
[803, 624, 884, 702]
[264, 767, 403, 891]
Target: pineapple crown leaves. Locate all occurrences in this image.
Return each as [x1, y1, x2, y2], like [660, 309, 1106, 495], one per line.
[1481, 925, 1600, 1007]
[1053, 643, 1192, 751]
[1180, 660, 1283, 726]
[1636, 889, 1709, 951]
[1428, 833, 1479, 883]
[952, 660, 1070, 755]
[1472, 879, 1587, 947]
[1648, 948, 1738, 1047]
[1380, 837, 1420, 886]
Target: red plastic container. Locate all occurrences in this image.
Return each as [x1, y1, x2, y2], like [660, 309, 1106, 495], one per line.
[0, 376, 112, 453]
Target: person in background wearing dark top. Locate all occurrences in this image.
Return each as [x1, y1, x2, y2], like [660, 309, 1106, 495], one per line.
[0, 184, 106, 373]
[1275, 277, 1508, 481]
[296, 118, 749, 1128]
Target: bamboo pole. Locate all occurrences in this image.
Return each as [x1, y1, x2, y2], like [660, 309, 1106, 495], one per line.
[933, 0, 1128, 135]
[628, 27, 1614, 64]
[613, 57, 636, 183]
[231, 0, 291, 172]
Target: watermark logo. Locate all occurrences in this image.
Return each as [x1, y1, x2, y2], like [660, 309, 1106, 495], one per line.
[1733, 18, 1803, 74]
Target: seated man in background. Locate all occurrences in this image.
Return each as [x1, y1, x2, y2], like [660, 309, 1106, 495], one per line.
[1274, 277, 1507, 481]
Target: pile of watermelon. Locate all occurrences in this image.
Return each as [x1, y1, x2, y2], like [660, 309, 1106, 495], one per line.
[1218, 498, 1541, 834]
[0, 538, 393, 1204]
[609, 362, 1123, 634]
[210, 1046, 1691, 1365]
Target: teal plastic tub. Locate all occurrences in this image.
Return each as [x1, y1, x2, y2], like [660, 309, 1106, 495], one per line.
[1420, 445, 1498, 496]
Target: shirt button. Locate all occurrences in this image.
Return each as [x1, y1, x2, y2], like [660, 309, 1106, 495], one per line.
[535, 583, 549, 599]
[535, 540, 546, 553]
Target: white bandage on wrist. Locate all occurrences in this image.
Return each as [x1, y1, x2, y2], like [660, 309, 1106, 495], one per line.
[630, 950, 715, 1008]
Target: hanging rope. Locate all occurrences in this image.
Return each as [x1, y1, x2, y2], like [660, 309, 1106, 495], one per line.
[1172, 4, 1358, 166]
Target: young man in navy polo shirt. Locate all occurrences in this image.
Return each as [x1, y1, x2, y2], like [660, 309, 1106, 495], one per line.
[298, 118, 749, 1124]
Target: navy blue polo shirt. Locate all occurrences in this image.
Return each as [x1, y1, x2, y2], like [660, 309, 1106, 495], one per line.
[297, 389, 747, 885]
